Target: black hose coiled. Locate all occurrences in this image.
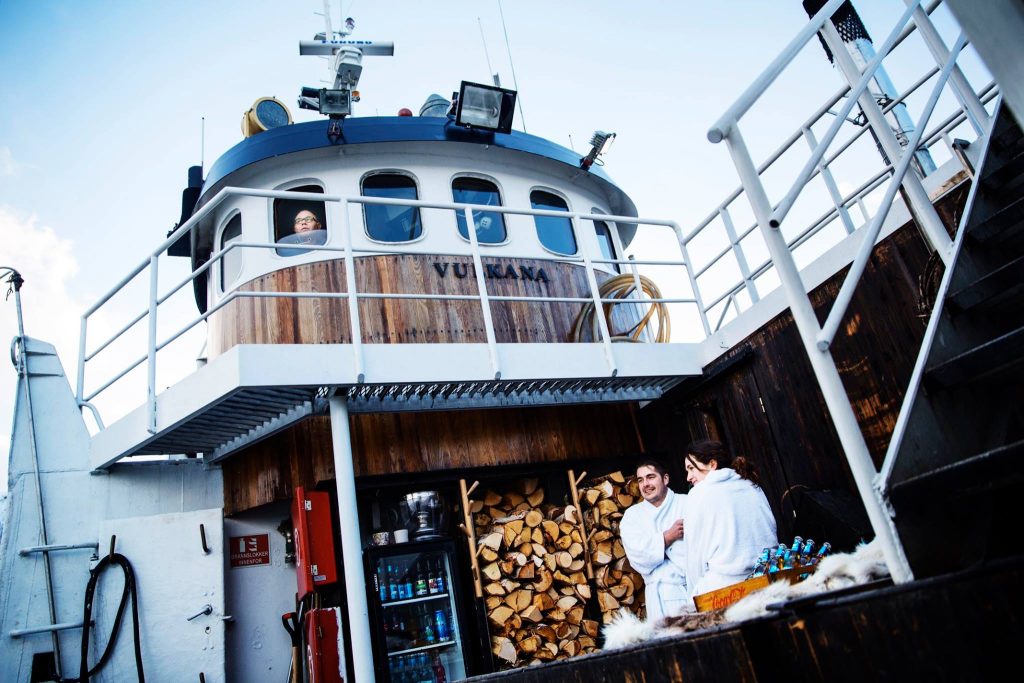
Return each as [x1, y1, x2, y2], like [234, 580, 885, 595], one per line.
[65, 552, 145, 682]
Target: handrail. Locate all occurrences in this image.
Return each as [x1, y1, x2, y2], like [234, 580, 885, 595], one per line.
[704, 0, 994, 586]
[77, 191, 703, 414]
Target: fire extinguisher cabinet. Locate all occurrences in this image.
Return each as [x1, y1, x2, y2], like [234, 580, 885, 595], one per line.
[292, 486, 339, 599]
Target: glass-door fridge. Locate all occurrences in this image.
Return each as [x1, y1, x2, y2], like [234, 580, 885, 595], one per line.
[366, 539, 469, 682]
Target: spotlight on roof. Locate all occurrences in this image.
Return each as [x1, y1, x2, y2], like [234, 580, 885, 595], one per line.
[241, 97, 293, 138]
[453, 81, 517, 134]
[580, 130, 616, 170]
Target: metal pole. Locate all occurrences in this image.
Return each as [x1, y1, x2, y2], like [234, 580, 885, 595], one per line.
[5, 269, 63, 675]
[719, 207, 760, 302]
[905, 0, 987, 136]
[674, 227, 713, 338]
[821, 21, 953, 261]
[573, 215, 617, 375]
[802, 127, 857, 235]
[147, 255, 159, 434]
[328, 396, 374, 683]
[341, 200, 365, 383]
[464, 206, 501, 380]
[723, 128, 914, 584]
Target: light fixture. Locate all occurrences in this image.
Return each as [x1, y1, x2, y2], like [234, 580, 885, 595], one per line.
[580, 130, 616, 170]
[241, 97, 293, 138]
[454, 81, 517, 134]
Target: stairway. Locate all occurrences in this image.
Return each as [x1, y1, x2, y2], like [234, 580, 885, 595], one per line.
[886, 104, 1024, 579]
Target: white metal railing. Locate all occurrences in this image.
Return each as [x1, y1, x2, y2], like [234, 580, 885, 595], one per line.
[76, 190, 704, 433]
[706, 0, 995, 586]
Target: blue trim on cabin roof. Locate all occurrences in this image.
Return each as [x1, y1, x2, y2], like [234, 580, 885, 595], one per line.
[201, 116, 616, 199]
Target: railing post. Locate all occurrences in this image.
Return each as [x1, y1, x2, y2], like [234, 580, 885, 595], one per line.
[572, 214, 617, 376]
[719, 207, 760, 303]
[147, 255, 159, 434]
[723, 126, 913, 584]
[341, 199, 365, 383]
[821, 20, 953, 263]
[905, 0, 987, 136]
[675, 229, 712, 338]
[76, 316, 87, 406]
[464, 207, 501, 380]
[802, 127, 857, 235]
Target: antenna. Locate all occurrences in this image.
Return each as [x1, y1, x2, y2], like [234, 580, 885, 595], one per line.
[477, 18, 499, 87]
[496, 0, 525, 132]
[321, 0, 334, 40]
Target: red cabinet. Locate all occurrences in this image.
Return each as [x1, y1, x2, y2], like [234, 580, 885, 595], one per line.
[305, 606, 345, 682]
[292, 487, 338, 598]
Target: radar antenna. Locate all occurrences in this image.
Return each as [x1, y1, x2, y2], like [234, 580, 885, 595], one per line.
[299, 0, 393, 121]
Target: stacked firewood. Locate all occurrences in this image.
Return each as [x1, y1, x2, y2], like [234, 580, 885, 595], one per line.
[470, 478, 600, 668]
[577, 472, 646, 623]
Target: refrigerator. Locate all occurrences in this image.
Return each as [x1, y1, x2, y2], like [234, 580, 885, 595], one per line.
[365, 539, 471, 682]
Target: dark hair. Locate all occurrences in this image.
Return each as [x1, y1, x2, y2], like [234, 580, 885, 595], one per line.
[634, 458, 668, 477]
[685, 439, 760, 486]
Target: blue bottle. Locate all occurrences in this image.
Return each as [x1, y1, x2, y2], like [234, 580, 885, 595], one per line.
[435, 609, 450, 641]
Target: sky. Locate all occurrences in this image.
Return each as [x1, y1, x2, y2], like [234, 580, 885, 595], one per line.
[0, 1, 987, 491]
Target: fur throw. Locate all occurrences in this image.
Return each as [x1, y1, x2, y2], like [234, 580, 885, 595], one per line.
[603, 540, 889, 650]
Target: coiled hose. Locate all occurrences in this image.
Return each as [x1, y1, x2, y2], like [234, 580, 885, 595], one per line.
[66, 552, 145, 682]
[568, 273, 670, 343]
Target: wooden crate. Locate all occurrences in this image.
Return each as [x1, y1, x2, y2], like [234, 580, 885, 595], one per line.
[693, 567, 806, 612]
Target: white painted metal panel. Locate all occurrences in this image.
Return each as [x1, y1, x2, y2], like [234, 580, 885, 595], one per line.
[95, 509, 225, 683]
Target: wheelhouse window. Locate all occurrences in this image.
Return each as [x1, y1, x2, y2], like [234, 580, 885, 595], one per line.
[362, 173, 422, 242]
[452, 177, 506, 244]
[594, 220, 620, 272]
[530, 190, 576, 255]
[274, 185, 327, 256]
[220, 214, 243, 290]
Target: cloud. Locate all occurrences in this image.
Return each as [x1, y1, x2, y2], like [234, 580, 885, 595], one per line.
[0, 147, 19, 176]
[1, 206, 83, 492]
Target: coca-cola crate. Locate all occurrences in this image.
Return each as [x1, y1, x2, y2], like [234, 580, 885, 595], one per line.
[693, 567, 807, 612]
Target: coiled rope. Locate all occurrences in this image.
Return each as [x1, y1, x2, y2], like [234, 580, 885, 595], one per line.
[569, 273, 670, 343]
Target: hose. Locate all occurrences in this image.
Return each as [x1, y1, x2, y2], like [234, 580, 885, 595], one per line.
[65, 552, 145, 682]
[568, 273, 671, 343]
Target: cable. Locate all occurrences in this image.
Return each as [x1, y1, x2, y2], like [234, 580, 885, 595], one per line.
[568, 273, 671, 343]
[65, 552, 145, 683]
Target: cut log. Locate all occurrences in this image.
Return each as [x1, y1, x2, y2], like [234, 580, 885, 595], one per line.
[493, 636, 517, 664]
[490, 605, 515, 625]
[533, 592, 555, 611]
[568, 559, 585, 573]
[617, 493, 634, 508]
[482, 562, 502, 581]
[520, 478, 540, 496]
[518, 563, 536, 580]
[527, 488, 545, 507]
[483, 490, 503, 507]
[520, 635, 541, 653]
[480, 547, 498, 562]
[524, 509, 544, 528]
[520, 605, 543, 623]
[471, 500, 484, 513]
[480, 532, 503, 551]
[556, 596, 578, 611]
[612, 539, 626, 559]
[568, 542, 584, 558]
[597, 480, 615, 499]
[485, 582, 506, 596]
[584, 488, 600, 506]
[556, 551, 573, 569]
[564, 505, 579, 524]
[504, 492, 526, 507]
[536, 624, 556, 642]
[542, 520, 560, 542]
[533, 568, 553, 592]
[597, 592, 620, 612]
[582, 620, 599, 637]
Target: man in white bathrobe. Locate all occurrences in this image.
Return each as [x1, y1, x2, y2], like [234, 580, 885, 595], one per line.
[620, 460, 692, 620]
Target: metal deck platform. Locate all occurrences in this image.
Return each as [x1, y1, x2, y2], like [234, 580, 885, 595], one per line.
[89, 341, 700, 469]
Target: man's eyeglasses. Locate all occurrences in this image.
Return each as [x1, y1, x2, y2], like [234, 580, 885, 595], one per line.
[294, 216, 319, 225]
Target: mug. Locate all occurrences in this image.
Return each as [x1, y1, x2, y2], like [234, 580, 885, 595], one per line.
[393, 529, 410, 543]
[371, 530, 391, 546]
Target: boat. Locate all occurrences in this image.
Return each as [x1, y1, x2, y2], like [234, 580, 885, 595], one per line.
[2, 0, 1022, 680]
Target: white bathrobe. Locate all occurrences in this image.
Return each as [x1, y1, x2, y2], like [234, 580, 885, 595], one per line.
[685, 468, 778, 596]
[620, 489, 691, 620]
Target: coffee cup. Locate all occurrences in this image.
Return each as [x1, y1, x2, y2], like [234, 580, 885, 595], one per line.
[393, 528, 410, 543]
[371, 530, 391, 546]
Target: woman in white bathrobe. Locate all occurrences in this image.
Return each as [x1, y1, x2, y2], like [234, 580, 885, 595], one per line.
[683, 440, 778, 596]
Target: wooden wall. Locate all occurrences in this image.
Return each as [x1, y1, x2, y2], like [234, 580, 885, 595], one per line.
[638, 183, 970, 546]
[209, 256, 638, 358]
[222, 403, 643, 515]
